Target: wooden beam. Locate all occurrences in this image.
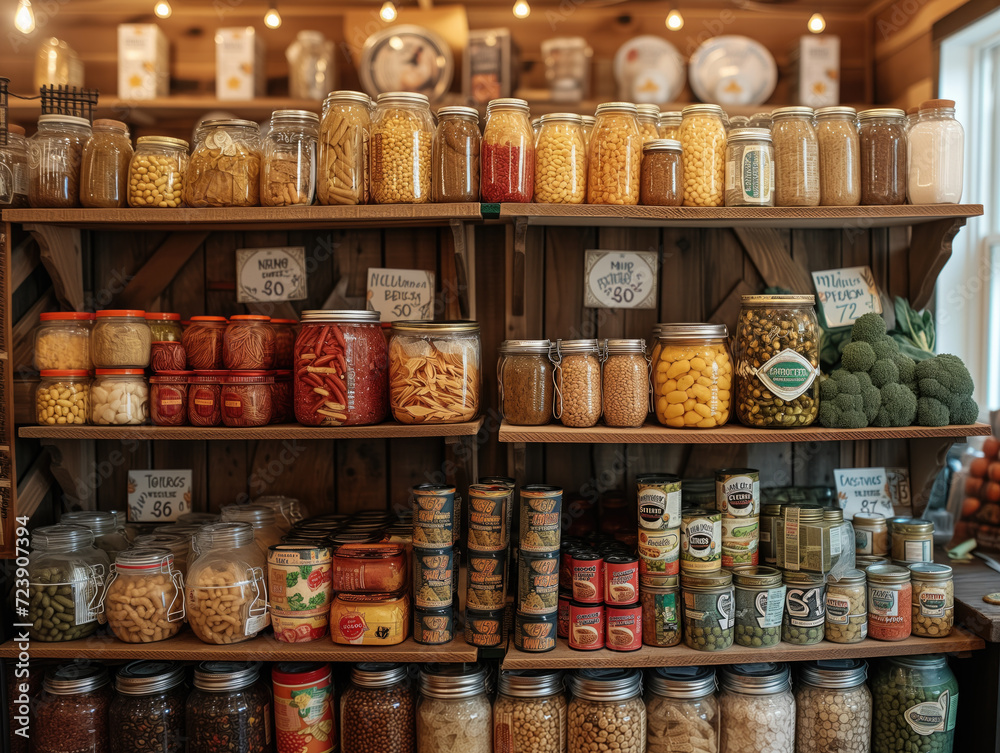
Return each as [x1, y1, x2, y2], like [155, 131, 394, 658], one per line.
[12, 288, 57, 376]
[41, 439, 96, 510]
[734, 226, 814, 293]
[16, 455, 53, 520]
[115, 231, 211, 309]
[27, 225, 84, 311]
[909, 217, 964, 310]
[11, 235, 40, 292]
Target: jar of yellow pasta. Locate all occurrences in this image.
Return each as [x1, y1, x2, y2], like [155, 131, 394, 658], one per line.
[587, 102, 641, 205]
[680, 104, 727, 207]
[102, 547, 185, 643]
[653, 323, 732, 429]
[34, 311, 93, 371]
[534, 113, 587, 204]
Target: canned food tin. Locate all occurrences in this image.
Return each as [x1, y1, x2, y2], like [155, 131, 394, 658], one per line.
[604, 554, 640, 605]
[569, 601, 605, 650]
[518, 551, 559, 615]
[681, 571, 734, 652]
[519, 485, 563, 553]
[640, 582, 681, 647]
[722, 516, 760, 568]
[272, 663, 335, 753]
[466, 550, 507, 610]
[605, 603, 642, 651]
[715, 468, 760, 517]
[571, 552, 604, 603]
[267, 544, 333, 616]
[680, 508, 722, 572]
[637, 474, 683, 530]
[412, 484, 455, 549]
[732, 565, 784, 648]
[414, 606, 454, 645]
[558, 591, 571, 638]
[639, 529, 681, 585]
[464, 607, 506, 648]
[560, 547, 577, 591]
[513, 611, 557, 653]
[467, 483, 510, 552]
[271, 611, 329, 643]
[413, 547, 454, 608]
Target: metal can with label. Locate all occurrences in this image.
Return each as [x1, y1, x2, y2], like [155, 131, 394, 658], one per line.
[411, 483, 455, 549]
[680, 508, 722, 573]
[715, 468, 760, 517]
[732, 565, 784, 648]
[413, 546, 454, 608]
[517, 550, 559, 615]
[639, 527, 681, 585]
[272, 663, 334, 753]
[519, 485, 562, 553]
[560, 546, 578, 591]
[637, 473, 683, 530]
[569, 601, 605, 650]
[558, 590, 571, 638]
[513, 611, 557, 653]
[414, 605, 454, 645]
[605, 603, 642, 652]
[571, 551, 604, 603]
[640, 580, 681, 647]
[467, 483, 510, 552]
[466, 550, 507, 611]
[722, 516, 760, 567]
[782, 571, 826, 645]
[464, 607, 506, 647]
[681, 571, 734, 652]
[604, 554, 640, 605]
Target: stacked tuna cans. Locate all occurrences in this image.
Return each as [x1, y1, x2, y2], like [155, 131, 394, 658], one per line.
[513, 485, 563, 652]
[465, 481, 513, 649]
[412, 483, 458, 645]
[638, 474, 684, 648]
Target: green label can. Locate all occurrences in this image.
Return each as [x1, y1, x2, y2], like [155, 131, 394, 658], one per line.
[680, 508, 722, 573]
[640, 583, 681, 647]
[722, 516, 760, 568]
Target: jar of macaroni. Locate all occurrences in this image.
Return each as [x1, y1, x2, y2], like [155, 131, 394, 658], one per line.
[36, 370, 90, 426]
[587, 102, 641, 205]
[771, 107, 819, 207]
[28, 114, 92, 208]
[262, 109, 319, 206]
[102, 547, 185, 643]
[654, 323, 732, 429]
[645, 666, 719, 753]
[640, 139, 682, 206]
[658, 111, 682, 140]
[0, 124, 29, 208]
[128, 136, 188, 208]
[371, 92, 434, 204]
[432, 105, 480, 202]
[498, 339, 553, 426]
[795, 660, 871, 753]
[816, 106, 860, 206]
[494, 670, 567, 753]
[184, 119, 262, 207]
[636, 104, 660, 143]
[552, 338, 603, 428]
[680, 105, 726, 207]
[80, 119, 133, 208]
[859, 108, 907, 205]
[481, 98, 534, 203]
[568, 669, 645, 753]
[602, 338, 648, 428]
[91, 369, 149, 425]
[534, 113, 586, 204]
[725, 128, 774, 207]
[719, 664, 794, 753]
[34, 311, 93, 371]
[318, 90, 371, 205]
[909, 562, 953, 638]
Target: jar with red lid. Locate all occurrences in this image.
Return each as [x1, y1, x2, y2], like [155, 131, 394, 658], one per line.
[224, 315, 275, 370]
[271, 370, 293, 424]
[34, 311, 94, 371]
[36, 370, 90, 425]
[221, 371, 273, 427]
[183, 316, 228, 370]
[150, 371, 192, 426]
[294, 310, 388, 426]
[270, 319, 298, 369]
[188, 370, 225, 426]
[91, 369, 149, 425]
[145, 312, 184, 342]
[92, 310, 152, 368]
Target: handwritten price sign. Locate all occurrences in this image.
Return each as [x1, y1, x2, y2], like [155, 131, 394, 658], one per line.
[812, 266, 882, 327]
[834, 467, 906, 520]
[236, 246, 307, 303]
[367, 268, 435, 322]
[584, 250, 658, 309]
[128, 470, 192, 522]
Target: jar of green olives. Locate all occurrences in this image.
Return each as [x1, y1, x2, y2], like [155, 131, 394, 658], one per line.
[781, 571, 825, 645]
[825, 569, 867, 644]
[871, 655, 958, 753]
[733, 566, 784, 648]
[734, 295, 820, 428]
[681, 571, 734, 652]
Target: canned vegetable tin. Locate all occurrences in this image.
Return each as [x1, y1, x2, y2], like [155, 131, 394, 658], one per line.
[411, 484, 455, 548]
[571, 551, 604, 603]
[413, 547, 455, 608]
[569, 601, 605, 650]
[517, 550, 560, 614]
[519, 485, 562, 553]
[732, 565, 784, 647]
[715, 468, 760, 517]
[638, 528, 680, 584]
[637, 473, 683, 530]
[467, 483, 510, 552]
[640, 580, 681, 647]
[464, 607, 506, 647]
[604, 554, 640, 605]
[414, 606, 454, 645]
[605, 603, 642, 652]
[722, 516, 760, 567]
[466, 550, 507, 610]
[680, 508, 722, 573]
[513, 611, 557, 652]
[681, 570, 734, 652]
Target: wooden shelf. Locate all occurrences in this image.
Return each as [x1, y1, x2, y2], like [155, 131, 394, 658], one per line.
[498, 420, 993, 445]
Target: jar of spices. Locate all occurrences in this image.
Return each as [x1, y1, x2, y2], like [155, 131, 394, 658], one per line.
[653, 324, 732, 429]
[581, 115, 596, 148]
[185, 119, 262, 207]
[183, 316, 227, 370]
[270, 318, 297, 369]
[725, 128, 774, 207]
[645, 666, 719, 753]
[128, 136, 188, 208]
[417, 664, 492, 753]
[816, 106, 861, 206]
[34, 312, 91, 371]
[602, 338, 649, 428]
[639, 139, 682, 206]
[341, 663, 416, 753]
[262, 109, 319, 206]
[771, 107, 819, 207]
[145, 312, 184, 342]
[91, 368, 149, 425]
[782, 570, 825, 645]
[871, 655, 958, 753]
[224, 315, 276, 370]
[733, 565, 784, 648]
[853, 512, 889, 556]
[80, 119, 133, 208]
[859, 108, 907, 205]
[35, 663, 112, 753]
[718, 664, 794, 753]
[187, 662, 271, 753]
[150, 371, 191, 426]
[432, 105, 480, 202]
[221, 371, 273, 427]
[909, 562, 954, 637]
[188, 370, 225, 426]
[318, 90, 371, 206]
[636, 104, 660, 143]
[551, 338, 603, 428]
[680, 104, 727, 207]
[890, 518, 934, 563]
[866, 564, 912, 641]
[494, 669, 567, 753]
[0, 124, 29, 208]
[658, 111, 682, 140]
[481, 98, 534, 203]
[825, 569, 868, 644]
[568, 669, 645, 753]
[36, 370, 90, 426]
[371, 92, 434, 204]
[681, 571, 734, 652]
[221, 504, 284, 554]
[92, 309, 152, 368]
[102, 547, 184, 643]
[498, 339, 553, 426]
[110, 661, 187, 753]
[534, 113, 587, 204]
[61, 510, 130, 560]
[28, 114, 92, 207]
[587, 102, 641, 205]
[734, 295, 820, 428]
[908, 99, 964, 204]
[795, 660, 872, 753]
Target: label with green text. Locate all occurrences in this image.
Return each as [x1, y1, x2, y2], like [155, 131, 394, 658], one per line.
[754, 349, 818, 401]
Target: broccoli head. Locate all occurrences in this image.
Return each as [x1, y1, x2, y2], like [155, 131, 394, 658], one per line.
[952, 396, 980, 425]
[851, 313, 888, 345]
[915, 354, 975, 413]
[856, 372, 881, 423]
[873, 383, 917, 427]
[893, 352, 917, 391]
[917, 396, 951, 427]
[872, 338, 900, 359]
[870, 357, 900, 388]
[841, 341, 877, 373]
[818, 370, 874, 428]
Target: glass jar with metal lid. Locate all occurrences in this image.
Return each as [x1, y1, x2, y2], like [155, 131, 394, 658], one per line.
[102, 547, 185, 643]
[795, 660, 871, 753]
[654, 323, 732, 429]
[759, 502, 783, 565]
[340, 663, 416, 753]
[0, 123, 29, 208]
[588, 101, 641, 205]
[581, 115, 596, 148]
[128, 136, 189, 208]
[568, 669, 645, 753]
[682, 570, 734, 652]
[748, 112, 772, 130]
[28, 114, 93, 207]
[481, 97, 534, 203]
[825, 569, 868, 644]
[771, 106, 819, 207]
[498, 339, 553, 426]
[551, 338, 603, 428]
[890, 517, 933, 563]
[859, 108, 907, 205]
[494, 670, 567, 753]
[782, 570, 826, 645]
[389, 321, 481, 424]
[725, 128, 774, 207]
[62, 509, 130, 560]
[816, 106, 860, 206]
[636, 103, 660, 143]
[371, 92, 435, 204]
[187, 662, 271, 753]
[35, 663, 113, 753]
[734, 294, 820, 428]
[417, 664, 492, 753]
[185, 118, 262, 207]
[645, 666, 718, 753]
[640, 139, 682, 206]
[680, 104, 727, 207]
[432, 105, 480, 202]
[220, 504, 284, 553]
[110, 661, 187, 753]
[719, 664, 794, 753]
[853, 512, 889, 556]
[733, 565, 784, 648]
[866, 564, 911, 641]
[871, 655, 958, 753]
[535, 113, 587, 204]
[658, 111, 682, 140]
[909, 562, 954, 637]
[318, 90, 371, 206]
[602, 338, 649, 428]
[261, 109, 319, 206]
[80, 119, 133, 208]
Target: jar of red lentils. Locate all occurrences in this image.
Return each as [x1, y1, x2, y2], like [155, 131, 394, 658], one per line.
[481, 98, 534, 203]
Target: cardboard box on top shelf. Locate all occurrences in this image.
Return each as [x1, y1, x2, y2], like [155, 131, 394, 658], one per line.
[216, 27, 266, 100]
[790, 35, 840, 108]
[118, 24, 170, 100]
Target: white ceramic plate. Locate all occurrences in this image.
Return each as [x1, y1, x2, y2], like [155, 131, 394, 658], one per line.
[360, 25, 454, 103]
[688, 35, 777, 106]
[613, 35, 685, 104]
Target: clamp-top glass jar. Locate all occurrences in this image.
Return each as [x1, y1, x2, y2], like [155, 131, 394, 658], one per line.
[0, 123, 29, 208]
[33, 311, 93, 370]
[35, 663, 113, 753]
[371, 92, 434, 204]
[645, 666, 719, 753]
[551, 338, 603, 428]
[719, 664, 794, 753]
[185, 118, 262, 207]
[341, 663, 416, 753]
[481, 98, 534, 203]
[61, 509, 131, 560]
[262, 109, 319, 206]
[680, 104, 727, 207]
[129, 136, 189, 208]
[771, 106, 819, 207]
[433, 105, 480, 202]
[498, 339, 554, 426]
[568, 669, 645, 753]
[318, 90, 371, 206]
[859, 108, 907, 205]
[186, 662, 272, 753]
[417, 664, 492, 753]
[602, 339, 648, 428]
[102, 547, 185, 643]
[80, 119, 132, 208]
[28, 114, 93, 207]
[220, 503, 284, 554]
[816, 106, 861, 206]
[588, 102, 641, 205]
[494, 669, 567, 753]
[795, 660, 872, 753]
[654, 323, 732, 429]
[110, 662, 187, 753]
[535, 113, 587, 204]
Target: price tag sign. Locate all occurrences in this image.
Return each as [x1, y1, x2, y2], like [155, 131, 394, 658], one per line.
[236, 246, 307, 303]
[834, 467, 896, 519]
[583, 250, 658, 309]
[811, 266, 882, 327]
[366, 268, 435, 322]
[127, 470, 192, 522]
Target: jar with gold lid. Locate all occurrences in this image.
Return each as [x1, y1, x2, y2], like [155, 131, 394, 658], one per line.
[534, 113, 586, 204]
[81, 119, 133, 208]
[654, 323, 732, 429]
[481, 98, 534, 203]
[128, 136, 188, 208]
[680, 104, 726, 207]
[640, 139, 682, 206]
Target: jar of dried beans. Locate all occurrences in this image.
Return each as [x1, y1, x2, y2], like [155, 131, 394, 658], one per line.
[645, 666, 719, 753]
[270, 318, 297, 368]
[262, 109, 318, 206]
[795, 660, 871, 753]
[658, 111, 681, 140]
[150, 371, 191, 426]
[494, 669, 566, 753]
[433, 105, 481, 202]
[859, 107, 907, 205]
[909, 562, 953, 637]
[718, 664, 794, 753]
[129, 136, 188, 208]
[91, 369, 149, 425]
[552, 338, 603, 428]
[680, 105, 726, 207]
[224, 315, 276, 370]
[341, 663, 416, 753]
[825, 569, 868, 644]
[28, 114, 92, 207]
[867, 564, 911, 641]
[188, 370, 225, 426]
[771, 107, 819, 207]
[35, 663, 113, 753]
[636, 104, 660, 143]
[371, 92, 434, 204]
[568, 669, 645, 753]
[725, 128, 774, 207]
[102, 547, 185, 643]
[221, 371, 273, 427]
[581, 115, 595, 148]
[640, 139, 682, 206]
[187, 662, 272, 752]
[92, 309, 152, 368]
[417, 664, 492, 753]
[498, 339, 553, 426]
[185, 119, 262, 207]
[0, 124, 29, 208]
[80, 119, 133, 208]
[602, 338, 649, 428]
[816, 106, 860, 206]
[534, 113, 587, 204]
[654, 323, 732, 429]
[110, 661, 187, 753]
[588, 102, 641, 205]
[481, 97, 534, 203]
[183, 316, 227, 370]
[319, 90, 371, 205]
[294, 310, 388, 426]
[36, 369, 90, 425]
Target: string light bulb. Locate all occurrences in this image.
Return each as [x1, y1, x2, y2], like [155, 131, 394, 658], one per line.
[264, 5, 281, 28]
[666, 8, 684, 31]
[808, 12, 826, 33]
[154, 0, 172, 18]
[512, 0, 530, 18]
[379, 1, 397, 21]
[14, 0, 35, 33]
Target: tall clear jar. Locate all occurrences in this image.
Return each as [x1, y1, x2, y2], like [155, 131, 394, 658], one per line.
[581, 115, 596, 149]
[498, 339, 553, 426]
[587, 102, 641, 205]
[871, 655, 958, 753]
[187, 662, 272, 753]
[771, 107, 819, 207]
[535, 113, 587, 204]
[101, 547, 185, 643]
[602, 338, 648, 428]
[816, 106, 860, 206]
[568, 669, 645, 753]
[825, 569, 868, 644]
[493, 669, 567, 753]
[371, 92, 434, 204]
[0, 123, 30, 208]
[61, 510, 130, 560]
[719, 664, 794, 753]
[795, 660, 871, 753]
[481, 98, 534, 203]
[262, 109, 318, 206]
[36, 369, 90, 425]
[636, 104, 660, 143]
[909, 562, 954, 637]
[658, 111, 682, 140]
[908, 98, 964, 204]
[220, 504, 284, 554]
[859, 108, 907, 205]
[80, 119, 132, 208]
[35, 664, 112, 753]
[725, 128, 774, 207]
[654, 324, 732, 429]
[680, 104, 727, 207]
[318, 90, 371, 205]
[433, 105, 481, 202]
[417, 664, 492, 753]
[341, 663, 416, 753]
[28, 114, 92, 207]
[551, 338, 603, 428]
[184, 119, 262, 207]
[110, 662, 187, 753]
[92, 309, 152, 368]
[645, 666, 719, 753]
[129, 136, 188, 208]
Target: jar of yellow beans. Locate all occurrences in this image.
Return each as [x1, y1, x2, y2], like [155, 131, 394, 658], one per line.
[653, 324, 732, 429]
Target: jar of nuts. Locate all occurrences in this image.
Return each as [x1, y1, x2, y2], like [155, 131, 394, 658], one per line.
[654, 324, 732, 429]
[128, 136, 189, 208]
[534, 113, 587, 205]
[417, 664, 492, 753]
[552, 339, 603, 428]
[433, 105, 481, 202]
[80, 119, 133, 208]
[262, 109, 319, 206]
[825, 569, 868, 644]
[184, 119, 262, 207]
[318, 90, 371, 206]
[494, 669, 567, 753]
[816, 106, 861, 206]
[602, 339, 649, 428]
[725, 128, 774, 207]
[340, 663, 416, 753]
[658, 111, 682, 140]
[482, 98, 535, 203]
[36, 369, 90, 425]
[719, 664, 794, 753]
[645, 666, 719, 753]
[28, 114, 92, 208]
[636, 104, 661, 144]
[498, 339, 554, 426]
[640, 139, 683, 206]
[568, 669, 645, 753]
[771, 107, 819, 207]
[680, 105, 727, 207]
[102, 547, 185, 643]
[909, 562, 954, 637]
[587, 102, 641, 205]
[795, 660, 872, 753]
[371, 92, 435, 204]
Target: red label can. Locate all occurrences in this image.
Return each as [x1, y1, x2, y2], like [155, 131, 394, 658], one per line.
[604, 554, 640, 605]
[605, 603, 642, 652]
[557, 590, 571, 639]
[571, 552, 604, 603]
[560, 547, 577, 591]
[569, 601, 605, 650]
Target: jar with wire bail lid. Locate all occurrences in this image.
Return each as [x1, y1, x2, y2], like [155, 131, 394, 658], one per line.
[262, 109, 319, 206]
[61, 509, 130, 559]
[318, 90, 371, 205]
[859, 108, 907, 205]
[795, 660, 872, 753]
[0, 123, 29, 208]
[498, 339, 553, 426]
[101, 547, 185, 643]
[129, 136, 188, 207]
[534, 113, 587, 204]
[588, 102, 641, 205]
[34, 663, 113, 753]
[433, 105, 480, 202]
[110, 661, 187, 753]
[551, 338, 603, 428]
[341, 663, 416, 753]
[640, 139, 682, 206]
[481, 97, 534, 202]
[725, 128, 774, 207]
[417, 664, 492, 753]
[186, 662, 271, 753]
[645, 666, 718, 753]
[568, 669, 645, 753]
[719, 663, 794, 753]
[680, 104, 726, 207]
[371, 92, 434, 204]
[654, 323, 732, 429]
[771, 106, 819, 207]
[493, 670, 567, 753]
[28, 113, 93, 207]
[80, 119, 133, 208]
[602, 338, 649, 428]
[816, 106, 861, 206]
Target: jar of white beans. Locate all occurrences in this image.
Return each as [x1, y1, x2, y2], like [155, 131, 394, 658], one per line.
[91, 369, 149, 425]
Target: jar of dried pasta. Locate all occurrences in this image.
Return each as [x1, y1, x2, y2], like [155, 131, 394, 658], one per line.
[680, 105, 726, 207]
[494, 670, 566, 753]
[133, 533, 191, 578]
[771, 107, 819, 207]
[92, 310, 151, 368]
[318, 90, 371, 206]
[91, 369, 149, 425]
[371, 92, 434, 204]
[223, 315, 275, 370]
[28, 114, 92, 208]
[646, 666, 719, 753]
[795, 660, 871, 753]
[816, 106, 860, 206]
[658, 111, 681, 140]
[80, 119, 132, 209]
[654, 323, 732, 429]
[102, 547, 185, 643]
[498, 339, 553, 426]
[417, 664, 492, 753]
[433, 105, 480, 202]
[262, 109, 318, 206]
[636, 104, 660, 144]
[534, 113, 586, 204]
[859, 108, 907, 205]
[909, 562, 953, 638]
[719, 664, 794, 753]
[588, 102, 641, 205]
[568, 669, 645, 753]
[183, 316, 227, 370]
[128, 136, 188, 208]
[725, 128, 774, 207]
[640, 139, 682, 206]
[388, 321, 481, 424]
[220, 371, 273, 427]
[602, 339, 648, 428]
[36, 370, 90, 426]
[482, 98, 534, 203]
[0, 124, 29, 208]
[184, 119, 262, 207]
[552, 339, 603, 428]
[34, 311, 93, 371]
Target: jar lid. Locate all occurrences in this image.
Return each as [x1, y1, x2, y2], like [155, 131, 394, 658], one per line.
[853, 512, 887, 526]
[732, 565, 783, 588]
[298, 309, 380, 324]
[908, 562, 952, 582]
[581, 115, 596, 126]
[681, 571, 732, 589]
[150, 371, 193, 383]
[741, 294, 815, 306]
[419, 663, 487, 699]
[553, 338, 600, 355]
[856, 555, 890, 569]
[782, 570, 825, 585]
[116, 661, 186, 695]
[727, 127, 772, 143]
[115, 547, 174, 569]
[190, 316, 228, 323]
[38, 114, 92, 128]
[391, 320, 480, 333]
[198, 521, 255, 548]
[44, 663, 110, 695]
[827, 568, 866, 586]
[329, 530, 383, 545]
[351, 662, 408, 688]
[271, 109, 320, 124]
[569, 668, 642, 702]
[859, 108, 906, 120]
[93, 118, 128, 132]
[920, 99, 955, 110]
[771, 106, 815, 119]
[658, 323, 728, 340]
[145, 312, 181, 321]
[40, 369, 89, 378]
[61, 510, 118, 535]
[221, 372, 274, 384]
[783, 503, 824, 523]
[498, 669, 564, 697]
[193, 661, 261, 691]
[815, 106, 858, 119]
[539, 113, 583, 125]
[682, 104, 724, 117]
[720, 663, 790, 695]
[479, 475, 515, 486]
[486, 97, 530, 113]
[136, 135, 190, 149]
[97, 309, 145, 318]
[647, 666, 716, 699]
[605, 338, 645, 355]
[891, 518, 933, 534]
[32, 523, 95, 550]
[596, 101, 638, 116]
[500, 339, 552, 355]
[762, 502, 784, 516]
[201, 118, 260, 130]
[94, 369, 146, 376]
[39, 311, 95, 321]
[437, 105, 480, 121]
[659, 111, 682, 122]
[325, 90, 372, 106]
[799, 659, 868, 689]
[824, 508, 844, 523]
[230, 315, 270, 322]
[642, 138, 681, 153]
[636, 103, 660, 119]
[377, 91, 430, 107]
[221, 504, 277, 526]
[270, 318, 298, 325]
[888, 654, 948, 670]
[865, 564, 911, 584]
[272, 662, 331, 686]
[636, 473, 681, 484]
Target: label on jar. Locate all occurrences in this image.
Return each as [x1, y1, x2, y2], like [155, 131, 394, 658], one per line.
[753, 348, 819, 401]
[638, 482, 682, 529]
[223, 391, 245, 418]
[754, 586, 785, 628]
[728, 146, 772, 205]
[683, 589, 734, 631]
[830, 524, 843, 557]
[904, 691, 957, 736]
[67, 577, 98, 625]
[722, 517, 759, 568]
[785, 585, 825, 628]
[869, 586, 900, 616]
[825, 593, 851, 625]
[919, 589, 948, 618]
[904, 539, 932, 562]
[193, 389, 217, 416]
[14, 162, 28, 196]
[155, 387, 185, 418]
[856, 528, 874, 555]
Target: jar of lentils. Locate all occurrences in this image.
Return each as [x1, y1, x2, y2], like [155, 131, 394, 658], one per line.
[568, 669, 645, 753]
[587, 102, 641, 205]
[718, 663, 794, 753]
[680, 104, 727, 207]
[645, 666, 719, 753]
[35, 663, 113, 753]
[725, 128, 774, 207]
[771, 107, 819, 207]
[640, 139, 682, 206]
[80, 119, 133, 208]
[340, 663, 416, 753]
[481, 98, 534, 203]
[825, 568, 868, 644]
[109, 661, 187, 753]
[534, 113, 587, 204]
[498, 339, 553, 426]
[493, 670, 567, 753]
[318, 90, 371, 206]
[28, 114, 93, 207]
[417, 664, 492, 753]
[432, 106, 480, 202]
[909, 562, 954, 637]
[859, 108, 907, 205]
[653, 323, 732, 429]
[602, 338, 649, 428]
[128, 136, 188, 208]
[261, 109, 319, 206]
[185, 119, 262, 207]
[371, 92, 434, 204]
[552, 338, 603, 428]
[795, 659, 872, 753]
[186, 661, 272, 753]
[816, 106, 860, 206]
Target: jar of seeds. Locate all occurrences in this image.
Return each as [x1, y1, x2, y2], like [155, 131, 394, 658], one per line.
[552, 339, 603, 428]
[371, 92, 434, 204]
[602, 339, 649, 428]
[493, 670, 567, 753]
[816, 106, 860, 206]
[498, 339, 553, 426]
[680, 104, 727, 207]
[771, 107, 819, 207]
[795, 660, 872, 753]
[109, 662, 186, 753]
[859, 108, 907, 205]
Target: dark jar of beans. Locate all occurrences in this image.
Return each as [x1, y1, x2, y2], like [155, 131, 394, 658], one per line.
[340, 663, 416, 753]
[110, 661, 187, 753]
[187, 661, 272, 753]
[35, 663, 113, 753]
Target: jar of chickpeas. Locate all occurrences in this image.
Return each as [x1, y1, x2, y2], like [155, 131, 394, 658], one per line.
[653, 324, 732, 429]
[680, 105, 727, 207]
[534, 113, 587, 204]
[552, 339, 603, 428]
[36, 370, 90, 426]
[588, 102, 641, 205]
[636, 104, 660, 144]
[370, 92, 434, 204]
[128, 137, 189, 208]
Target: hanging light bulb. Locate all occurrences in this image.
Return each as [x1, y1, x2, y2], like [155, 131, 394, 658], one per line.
[666, 8, 684, 31]
[154, 0, 172, 18]
[14, 0, 35, 34]
[808, 12, 826, 33]
[512, 0, 530, 18]
[379, 1, 397, 22]
[264, 5, 281, 28]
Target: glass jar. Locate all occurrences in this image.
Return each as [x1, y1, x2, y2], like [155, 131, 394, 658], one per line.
[872, 655, 958, 753]
[859, 108, 907, 205]
[534, 113, 586, 204]
[254, 495, 306, 533]
[221, 371, 273, 427]
[867, 564, 912, 641]
[188, 369, 225, 426]
[150, 371, 191, 426]
[223, 315, 275, 370]
[0, 124, 29, 208]
[128, 136, 189, 208]
[909, 562, 954, 638]
[816, 106, 861, 206]
[654, 323, 732, 429]
[771, 107, 819, 207]
[734, 295, 820, 428]
[145, 312, 184, 342]
[221, 504, 284, 554]
[498, 339, 553, 426]
[782, 570, 825, 645]
[110, 662, 187, 753]
[725, 128, 774, 207]
[294, 310, 388, 426]
[551, 338, 602, 428]
[27, 524, 109, 641]
[35, 664, 112, 753]
[825, 569, 868, 644]
[719, 664, 793, 753]
[61, 510, 130, 560]
[481, 97, 534, 203]
[340, 663, 415, 753]
[795, 660, 871, 753]
[102, 547, 184, 643]
[494, 670, 566, 753]
[389, 321, 480, 424]
[318, 90, 371, 206]
[270, 369, 292, 424]
[568, 669, 645, 753]
[36, 369, 90, 426]
[261, 109, 317, 207]
[91, 368, 149, 425]
[185, 118, 262, 207]
[680, 104, 727, 207]
[733, 565, 783, 648]
[185, 523, 268, 644]
[640, 581, 681, 646]
[187, 662, 271, 753]
[92, 309, 152, 368]
[602, 338, 648, 428]
[909, 98, 965, 203]
[681, 571, 734, 652]
[183, 316, 227, 370]
[28, 114, 92, 207]
[640, 139, 682, 206]
[34, 311, 94, 370]
[433, 106, 480, 202]
[645, 666, 718, 753]
[658, 111, 681, 140]
[133, 533, 192, 578]
[587, 102, 641, 205]
[636, 104, 660, 144]
[270, 318, 297, 369]
[581, 115, 596, 148]
[80, 119, 132, 208]
[371, 92, 434, 204]
[417, 664, 492, 753]
[854, 512, 889, 556]
[890, 518, 934, 563]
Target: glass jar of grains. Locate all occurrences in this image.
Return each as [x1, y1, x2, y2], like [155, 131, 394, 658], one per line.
[552, 338, 603, 428]
[318, 90, 371, 206]
[184, 119, 262, 207]
[680, 104, 726, 207]
[28, 114, 93, 208]
[261, 109, 319, 206]
[35, 664, 113, 753]
[186, 662, 271, 752]
[795, 660, 872, 753]
[534, 113, 587, 204]
[825, 569, 868, 644]
[636, 104, 660, 143]
[658, 111, 682, 140]
[34, 311, 93, 370]
[602, 338, 649, 428]
[432, 106, 480, 202]
[816, 106, 860, 206]
[109, 662, 186, 753]
[645, 666, 719, 753]
[80, 119, 132, 208]
[568, 669, 645, 753]
[494, 670, 567, 753]
[128, 136, 188, 208]
[640, 139, 682, 206]
[36, 369, 90, 426]
[859, 108, 907, 205]
[782, 570, 826, 645]
[588, 102, 641, 205]
[771, 107, 819, 207]
[92, 310, 151, 368]
[371, 92, 434, 204]
[653, 323, 732, 429]
[909, 562, 954, 638]
[481, 98, 534, 203]
[871, 655, 958, 753]
[0, 124, 29, 208]
[341, 663, 416, 753]
[417, 664, 492, 753]
[719, 664, 794, 753]
[498, 339, 553, 426]
[724, 128, 774, 207]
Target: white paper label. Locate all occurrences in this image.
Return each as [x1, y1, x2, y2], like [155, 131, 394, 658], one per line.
[835, 468, 896, 520]
[583, 250, 658, 309]
[236, 246, 307, 303]
[128, 470, 192, 522]
[812, 266, 882, 327]
[366, 267, 435, 322]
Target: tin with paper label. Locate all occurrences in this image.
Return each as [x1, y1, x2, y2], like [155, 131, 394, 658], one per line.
[680, 508, 721, 573]
[637, 473, 682, 530]
[715, 468, 760, 517]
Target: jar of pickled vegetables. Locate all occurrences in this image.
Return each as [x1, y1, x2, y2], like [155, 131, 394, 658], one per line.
[144, 312, 183, 342]
[371, 92, 434, 204]
[319, 91, 371, 206]
[224, 315, 275, 370]
[534, 113, 586, 204]
[587, 102, 641, 205]
[653, 324, 731, 429]
[34, 311, 93, 371]
[128, 136, 188, 208]
[220, 371, 273, 428]
[680, 105, 726, 207]
[498, 339, 553, 426]
[552, 339, 603, 428]
[36, 370, 90, 425]
[188, 370, 225, 427]
[481, 98, 534, 203]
